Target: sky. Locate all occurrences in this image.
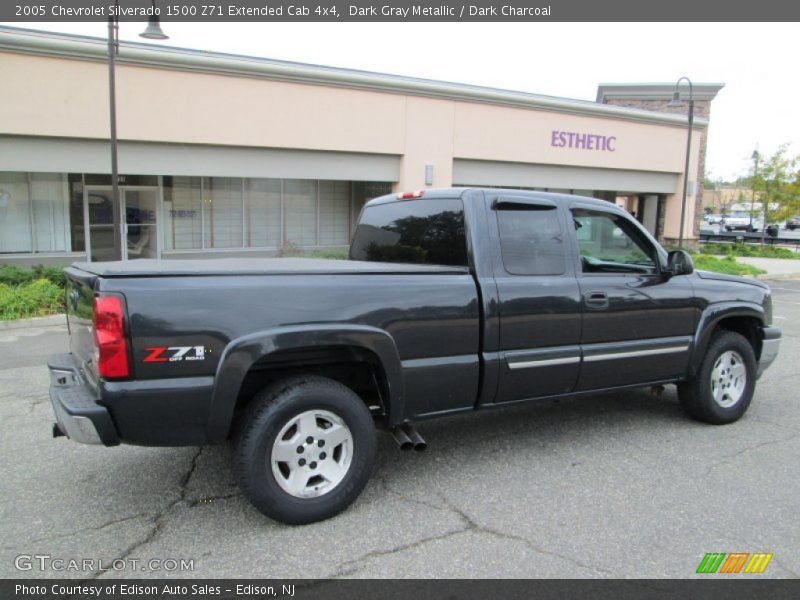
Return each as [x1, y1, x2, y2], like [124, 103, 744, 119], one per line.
[6, 21, 799, 181]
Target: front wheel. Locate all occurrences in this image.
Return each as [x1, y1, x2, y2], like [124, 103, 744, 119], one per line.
[233, 375, 376, 524]
[677, 331, 757, 424]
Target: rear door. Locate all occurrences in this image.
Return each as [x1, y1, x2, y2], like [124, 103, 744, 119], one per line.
[568, 202, 698, 390]
[488, 193, 582, 403]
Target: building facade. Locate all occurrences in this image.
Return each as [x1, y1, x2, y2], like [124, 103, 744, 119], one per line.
[0, 27, 722, 266]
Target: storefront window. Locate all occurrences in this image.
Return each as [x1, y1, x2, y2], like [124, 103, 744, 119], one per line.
[0, 172, 70, 254]
[319, 180, 351, 246]
[245, 178, 281, 248]
[163, 176, 202, 250]
[284, 179, 318, 247]
[204, 177, 244, 249]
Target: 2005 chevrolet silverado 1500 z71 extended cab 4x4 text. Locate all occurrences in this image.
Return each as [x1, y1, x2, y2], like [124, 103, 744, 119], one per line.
[48, 189, 781, 523]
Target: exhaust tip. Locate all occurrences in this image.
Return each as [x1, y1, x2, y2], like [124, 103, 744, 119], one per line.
[413, 442, 427, 453]
[390, 427, 414, 451]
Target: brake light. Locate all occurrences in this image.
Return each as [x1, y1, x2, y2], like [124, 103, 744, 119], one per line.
[92, 295, 129, 379]
[397, 190, 425, 200]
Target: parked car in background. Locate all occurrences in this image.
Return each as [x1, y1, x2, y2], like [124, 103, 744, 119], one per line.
[704, 214, 724, 225]
[787, 216, 800, 231]
[723, 211, 763, 232]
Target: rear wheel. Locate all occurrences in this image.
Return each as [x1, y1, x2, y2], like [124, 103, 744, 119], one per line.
[677, 331, 756, 424]
[233, 375, 376, 524]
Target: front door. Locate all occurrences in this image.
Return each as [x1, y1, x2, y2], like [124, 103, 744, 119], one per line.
[568, 202, 699, 391]
[84, 187, 159, 260]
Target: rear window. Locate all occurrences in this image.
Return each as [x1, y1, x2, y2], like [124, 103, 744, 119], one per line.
[349, 199, 468, 266]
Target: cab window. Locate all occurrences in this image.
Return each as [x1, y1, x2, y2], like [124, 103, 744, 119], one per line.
[571, 208, 658, 274]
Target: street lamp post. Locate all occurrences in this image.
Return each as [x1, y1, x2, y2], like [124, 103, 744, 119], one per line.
[749, 149, 760, 232]
[667, 77, 694, 249]
[107, 1, 168, 261]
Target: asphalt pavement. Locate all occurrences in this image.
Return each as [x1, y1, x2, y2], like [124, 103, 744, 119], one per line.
[1, 282, 799, 579]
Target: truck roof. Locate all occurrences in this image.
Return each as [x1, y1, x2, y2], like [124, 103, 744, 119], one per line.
[366, 187, 618, 210]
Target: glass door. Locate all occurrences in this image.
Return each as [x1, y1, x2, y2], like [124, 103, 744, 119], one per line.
[84, 187, 117, 262]
[84, 186, 160, 260]
[124, 189, 159, 259]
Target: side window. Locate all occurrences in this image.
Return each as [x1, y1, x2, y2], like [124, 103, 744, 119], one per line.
[497, 206, 566, 275]
[571, 208, 657, 274]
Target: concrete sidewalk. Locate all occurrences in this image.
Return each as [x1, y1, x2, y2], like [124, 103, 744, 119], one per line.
[734, 257, 800, 279]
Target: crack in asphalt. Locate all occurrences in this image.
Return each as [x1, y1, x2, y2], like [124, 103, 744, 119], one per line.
[87, 446, 204, 580]
[438, 495, 616, 578]
[326, 487, 614, 578]
[6, 513, 150, 548]
[704, 432, 798, 476]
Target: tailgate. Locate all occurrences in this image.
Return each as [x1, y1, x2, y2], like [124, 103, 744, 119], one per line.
[64, 267, 98, 377]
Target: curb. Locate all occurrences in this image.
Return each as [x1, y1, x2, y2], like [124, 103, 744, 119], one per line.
[0, 314, 67, 331]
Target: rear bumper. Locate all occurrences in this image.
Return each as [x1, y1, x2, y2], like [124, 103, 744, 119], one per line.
[48, 353, 119, 446]
[757, 326, 781, 379]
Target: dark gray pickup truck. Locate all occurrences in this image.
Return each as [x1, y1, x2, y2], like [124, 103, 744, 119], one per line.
[49, 188, 781, 523]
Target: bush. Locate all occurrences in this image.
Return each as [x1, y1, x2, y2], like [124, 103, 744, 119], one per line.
[0, 279, 65, 321]
[699, 242, 798, 260]
[309, 249, 349, 260]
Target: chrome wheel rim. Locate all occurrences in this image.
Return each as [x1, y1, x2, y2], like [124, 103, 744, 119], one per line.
[270, 409, 353, 499]
[711, 350, 747, 408]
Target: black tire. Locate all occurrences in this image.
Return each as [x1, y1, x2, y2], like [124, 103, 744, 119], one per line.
[677, 331, 757, 425]
[233, 375, 376, 524]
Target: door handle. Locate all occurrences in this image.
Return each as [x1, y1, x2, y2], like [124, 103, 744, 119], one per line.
[584, 291, 609, 309]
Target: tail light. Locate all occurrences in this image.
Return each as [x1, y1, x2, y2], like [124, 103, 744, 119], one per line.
[397, 190, 425, 200]
[92, 295, 130, 379]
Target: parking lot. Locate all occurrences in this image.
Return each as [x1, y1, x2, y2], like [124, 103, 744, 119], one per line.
[1, 279, 799, 579]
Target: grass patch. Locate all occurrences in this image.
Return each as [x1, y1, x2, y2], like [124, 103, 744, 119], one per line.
[692, 254, 766, 277]
[699, 242, 799, 259]
[309, 248, 349, 260]
[0, 279, 65, 321]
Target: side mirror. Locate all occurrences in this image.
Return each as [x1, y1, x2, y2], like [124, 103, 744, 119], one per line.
[667, 249, 694, 276]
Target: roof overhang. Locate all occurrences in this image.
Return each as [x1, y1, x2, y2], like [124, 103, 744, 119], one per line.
[597, 82, 725, 103]
[0, 26, 709, 128]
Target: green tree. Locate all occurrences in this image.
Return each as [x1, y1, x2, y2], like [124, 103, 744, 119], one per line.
[752, 145, 799, 225]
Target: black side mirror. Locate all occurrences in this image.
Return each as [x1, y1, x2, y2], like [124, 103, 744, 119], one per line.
[667, 249, 694, 276]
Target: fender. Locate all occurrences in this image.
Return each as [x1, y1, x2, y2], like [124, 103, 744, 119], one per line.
[206, 324, 404, 442]
[687, 301, 765, 378]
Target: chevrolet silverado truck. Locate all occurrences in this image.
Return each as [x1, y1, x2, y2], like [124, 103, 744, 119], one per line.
[48, 188, 781, 524]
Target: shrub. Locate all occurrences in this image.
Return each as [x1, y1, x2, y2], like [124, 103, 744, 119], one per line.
[0, 265, 67, 288]
[0, 278, 65, 321]
[699, 242, 798, 260]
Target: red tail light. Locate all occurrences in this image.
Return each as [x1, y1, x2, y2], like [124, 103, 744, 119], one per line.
[397, 190, 425, 200]
[92, 295, 130, 379]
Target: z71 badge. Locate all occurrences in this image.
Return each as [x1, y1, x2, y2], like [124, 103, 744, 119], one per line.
[143, 346, 206, 363]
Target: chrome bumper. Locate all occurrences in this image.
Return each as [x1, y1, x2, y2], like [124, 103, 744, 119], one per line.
[48, 353, 119, 446]
[757, 327, 781, 379]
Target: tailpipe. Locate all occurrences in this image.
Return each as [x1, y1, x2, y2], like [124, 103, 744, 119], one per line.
[390, 426, 414, 451]
[401, 423, 427, 453]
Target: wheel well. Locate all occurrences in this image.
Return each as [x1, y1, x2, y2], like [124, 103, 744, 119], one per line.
[232, 345, 390, 431]
[714, 316, 762, 360]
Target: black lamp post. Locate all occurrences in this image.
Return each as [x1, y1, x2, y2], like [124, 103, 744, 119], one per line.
[107, 1, 168, 261]
[667, 76, 694, 249]
[749, 149, 760, 232]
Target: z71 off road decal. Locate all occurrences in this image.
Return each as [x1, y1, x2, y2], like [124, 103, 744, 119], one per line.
[143, 346, 206, 363]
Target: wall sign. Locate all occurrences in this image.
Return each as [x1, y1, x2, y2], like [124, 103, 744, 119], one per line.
[551, 131, 616, 152]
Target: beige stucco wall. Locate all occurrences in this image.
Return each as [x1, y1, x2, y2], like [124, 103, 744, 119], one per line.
[0, 50, 704, 238]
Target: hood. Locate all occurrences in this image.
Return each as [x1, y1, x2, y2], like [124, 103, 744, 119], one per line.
[695, 270, 768, 289]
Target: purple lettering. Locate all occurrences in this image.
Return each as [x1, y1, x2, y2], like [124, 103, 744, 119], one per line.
[550, 131, 617, 152]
